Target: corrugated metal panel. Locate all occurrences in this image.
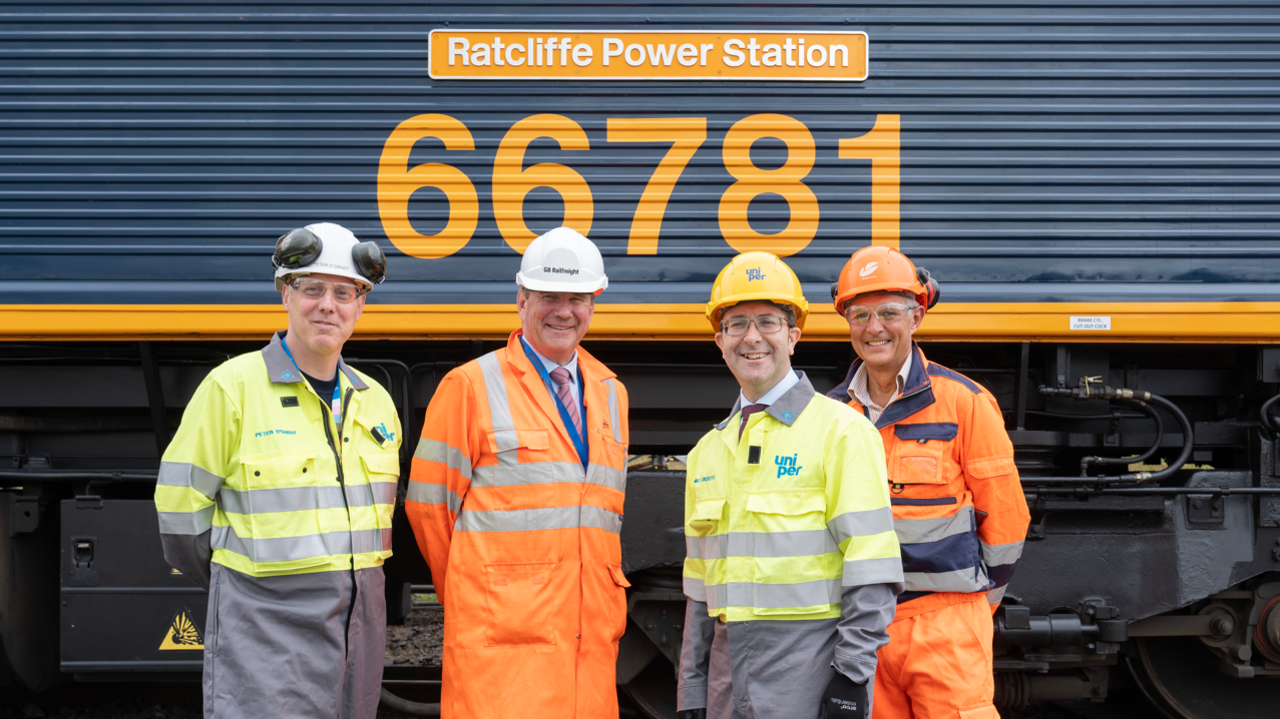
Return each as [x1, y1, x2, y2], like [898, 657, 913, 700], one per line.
[1, 2, 1278, 315]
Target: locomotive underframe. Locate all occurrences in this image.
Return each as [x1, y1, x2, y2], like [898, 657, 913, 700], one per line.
[2, 338, 1279, 718]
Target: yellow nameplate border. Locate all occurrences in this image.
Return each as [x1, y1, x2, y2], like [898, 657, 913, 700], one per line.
[428, 30, 869, 82]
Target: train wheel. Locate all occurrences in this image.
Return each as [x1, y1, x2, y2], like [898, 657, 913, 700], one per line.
[1127, 636, 1278, 718]
[621, 655, 678, 719]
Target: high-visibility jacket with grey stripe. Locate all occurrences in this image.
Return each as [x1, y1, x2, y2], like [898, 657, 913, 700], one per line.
[155, 331, 402, 582]
[405, 330, 629, 719]
[683, 373, 902, 624]
[828, 343, 1030, 622]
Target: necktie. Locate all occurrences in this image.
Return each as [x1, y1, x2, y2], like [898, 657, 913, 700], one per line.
[550, 367, 584, 439]
[739, 403, 767, 440]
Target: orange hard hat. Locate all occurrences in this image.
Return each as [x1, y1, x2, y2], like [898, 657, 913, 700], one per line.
[831, 246, 940, 315]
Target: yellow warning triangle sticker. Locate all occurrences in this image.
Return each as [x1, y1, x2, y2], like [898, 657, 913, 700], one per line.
[158, 608, 205, 651]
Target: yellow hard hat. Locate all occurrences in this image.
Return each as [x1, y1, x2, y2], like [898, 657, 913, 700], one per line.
[705, 251, 809, 330]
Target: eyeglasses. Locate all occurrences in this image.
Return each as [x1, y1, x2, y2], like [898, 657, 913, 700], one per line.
[844, 303, 919, 325]
[289, 277, 365, 304]
[721, 315, 789, 336]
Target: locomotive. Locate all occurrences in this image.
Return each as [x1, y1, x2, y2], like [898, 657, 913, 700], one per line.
[2, 4, 1279, 718]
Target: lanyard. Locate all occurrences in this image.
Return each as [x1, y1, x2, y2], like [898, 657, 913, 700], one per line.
[520, 336, 588, 468]
[280, 337, 344, 427]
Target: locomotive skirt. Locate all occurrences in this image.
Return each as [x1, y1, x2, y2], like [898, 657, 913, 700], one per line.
[202, 563, 387, 719]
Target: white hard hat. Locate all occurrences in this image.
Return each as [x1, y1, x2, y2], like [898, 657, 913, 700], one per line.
[273, 222, 386, 291]
[515, 226, 609, 295]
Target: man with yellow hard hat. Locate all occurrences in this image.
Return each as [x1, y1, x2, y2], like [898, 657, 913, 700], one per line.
[827, 246, 1029, 719]
[677, 252, 903, 719]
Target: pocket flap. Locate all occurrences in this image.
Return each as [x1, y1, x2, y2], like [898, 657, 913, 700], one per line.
[691, 497, 726, 521]
[608, 564, 632, 588]
[485, 428, 549, 453]
[967, 455, 1016, 479]
[241, 450, 318, 487]
[745, 491, 826, 516]
[894, 422, 958, 442]
[359, 450, 401, 477]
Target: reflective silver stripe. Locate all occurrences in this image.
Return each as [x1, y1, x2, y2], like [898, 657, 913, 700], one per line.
[407, 480, 444, 504]
[454, 505, 622, 534]
[586, 463, 626, 493]
[414, 437, 472, 480]
[369, 480, 398, 506]
[157, 506, 214, 536]
[903, 567, 989, 594]
[686, 534, 704, 560]
[470, 457, 623, 493]
[211, 525, 386, 563]
[705, 578, 842, 612]
[345, 481, 376, 511]
[477, 352, 518, 452]
[406, 481, 464, 514]
[472, 458, 579, 488]
[219, 485, 347, 515]
[893, 506, 975, 546]
[987, 585, 1008, 605]
[684, 575, 707, 602]
[693, 530, 839, 561]
[828, 508, 897, 545]
[158, 461, 224, 498]
[604, 378, 622, 443]
[981, 539, 1024, 567]
[842, 557, 906, 587]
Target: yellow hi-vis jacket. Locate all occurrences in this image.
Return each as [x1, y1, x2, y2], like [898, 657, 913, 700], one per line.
[683, 373, 902, 623]
[155, 332, 401, 580]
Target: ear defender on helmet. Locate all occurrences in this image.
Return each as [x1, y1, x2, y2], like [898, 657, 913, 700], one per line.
[916, 267, 941, 310]
[352, 241, 386, 285]
[829, 281, 841, 302]
[273, 227, 323, 270]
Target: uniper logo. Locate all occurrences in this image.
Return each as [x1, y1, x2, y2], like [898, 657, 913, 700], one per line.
[859, 261, 879, 278]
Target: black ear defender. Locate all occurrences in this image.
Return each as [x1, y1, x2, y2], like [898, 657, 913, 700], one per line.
[273, 226, 386, 285]
[273, 227, 323, 270]
[916, 267, 941, 310]
[352, 241, 386, 285]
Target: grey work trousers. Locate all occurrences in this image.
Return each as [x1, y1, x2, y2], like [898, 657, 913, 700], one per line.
[705, 618, 871, 719]
[203, 563, 386, 719]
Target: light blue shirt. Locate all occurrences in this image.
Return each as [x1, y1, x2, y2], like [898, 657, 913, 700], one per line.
[734, 369, 800, 413]
[523, 339, 581, 410]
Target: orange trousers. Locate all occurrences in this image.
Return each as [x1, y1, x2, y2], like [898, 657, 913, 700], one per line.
[872, 597, 1001, 719]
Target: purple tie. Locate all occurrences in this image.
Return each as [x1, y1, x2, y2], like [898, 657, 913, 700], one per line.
[739, 403, 767, 440]
[550, 367, 584, 438]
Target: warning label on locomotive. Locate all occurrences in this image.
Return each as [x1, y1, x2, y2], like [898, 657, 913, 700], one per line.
[429, 30, 868, 81]
[158, 608, 205, 650]
[1070, 316, 1112, 331]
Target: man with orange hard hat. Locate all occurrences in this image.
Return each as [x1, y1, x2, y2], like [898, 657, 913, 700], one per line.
[826, 246, 1030, 719]
[405, 226, 630, 719]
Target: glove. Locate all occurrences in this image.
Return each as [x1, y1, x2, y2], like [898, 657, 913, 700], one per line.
[819, 671, 870, 719]
[677, 710, 706, 719]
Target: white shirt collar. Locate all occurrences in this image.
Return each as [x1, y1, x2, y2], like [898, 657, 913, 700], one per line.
[737, 369, 799, 410]
[523, 338, 578, 379]
[850, 352, 912, 422]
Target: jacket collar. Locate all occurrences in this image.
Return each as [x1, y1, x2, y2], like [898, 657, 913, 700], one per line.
[261, 330, 369, 390]
[827, 342, 934, 429]
[718, 370, 816, 432]
[504, 330, 615, 447]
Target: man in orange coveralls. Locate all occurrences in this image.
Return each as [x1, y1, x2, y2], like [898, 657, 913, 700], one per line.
[405, 226, 630, 719]
[826, 246, 1030, 719]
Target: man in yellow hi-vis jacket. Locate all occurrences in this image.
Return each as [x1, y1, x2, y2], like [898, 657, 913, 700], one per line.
[678, 252, 903, 719]
[154, 223, 401, 719]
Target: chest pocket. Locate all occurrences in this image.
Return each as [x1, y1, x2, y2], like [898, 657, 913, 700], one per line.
[688, 496, 726, 537]
[891, 423, 958, 487]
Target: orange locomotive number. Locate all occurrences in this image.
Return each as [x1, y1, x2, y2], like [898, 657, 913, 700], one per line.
[377, 113, 901, 258]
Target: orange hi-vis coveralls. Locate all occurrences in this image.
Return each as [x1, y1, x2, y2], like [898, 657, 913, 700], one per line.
[828, 343, 1030, 719]
[406, 330, 630, 719]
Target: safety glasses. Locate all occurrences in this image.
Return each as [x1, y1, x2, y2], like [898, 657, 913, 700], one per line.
[288, 277, 365, 304]
[844, 303, 919, 325]
[721, 315, 790, 336]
